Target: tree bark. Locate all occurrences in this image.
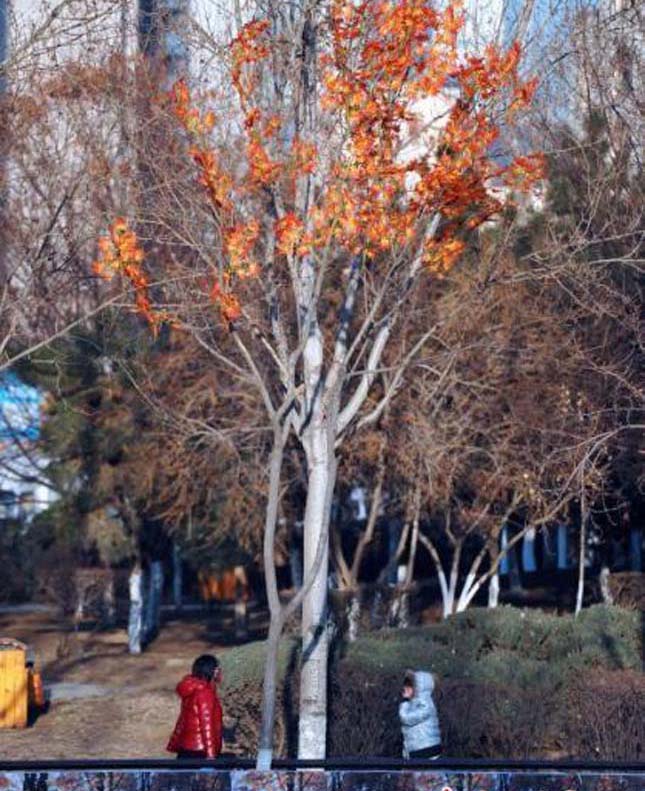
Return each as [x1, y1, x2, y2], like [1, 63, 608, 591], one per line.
[105, 572, 116, 627]
[346, 591, 361, 643]
[256, 432, 286, 769]
[488, 548, 500, 609]
[298, 425, 335, 759]
[599, 566, 613, 605]
[257, 613, 284, 770]
[488, 571, 500, 608]
[575, 486, 588, 617]
[128, 563, 144, 654]
[234, 565, 248, 641]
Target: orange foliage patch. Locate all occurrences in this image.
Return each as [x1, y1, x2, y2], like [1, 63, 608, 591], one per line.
[93, 218, 160, 332]
[96, 2, 544, 329]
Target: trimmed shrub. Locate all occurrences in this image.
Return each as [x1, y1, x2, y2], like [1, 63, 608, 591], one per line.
[220, 605, 644, 759]
[607, 572, 645, 610]
[563, 670, 645, 760]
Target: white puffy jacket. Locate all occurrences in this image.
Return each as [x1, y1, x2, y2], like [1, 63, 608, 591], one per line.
[399, 670, 441, 758]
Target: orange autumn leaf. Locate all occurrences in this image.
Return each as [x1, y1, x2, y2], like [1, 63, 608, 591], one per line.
[423, 238, 467, 273]
[275, 213, 304, 256]
[97, 1, 542, 338]
[224, 220, 261, 275]
[93, 218, 161, 332]
[247, 138, 281, 186]
[291, 138, 317, 175]
[231, 19, 271, 102]
[210, 281, 242, 323]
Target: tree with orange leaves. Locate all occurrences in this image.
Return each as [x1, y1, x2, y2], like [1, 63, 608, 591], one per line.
[94, 0, 543, 767]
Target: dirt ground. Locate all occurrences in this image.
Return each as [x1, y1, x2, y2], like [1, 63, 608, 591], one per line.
[0, 608, 241, 760]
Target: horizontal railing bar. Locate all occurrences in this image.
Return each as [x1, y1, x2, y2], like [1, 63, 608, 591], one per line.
[0, 758, 643, 772]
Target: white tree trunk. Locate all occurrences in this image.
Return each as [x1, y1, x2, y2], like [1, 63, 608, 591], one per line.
[346, 593, 361, 643]
[234, 566, 248, 641]
[298, 438, 334, 759]
[128, 564, 144, 654]
[105, 573, 116, 627]
[389, 586, 410, 628]
[234, 600, 247, 640]
[599, 566, 613, 605]
[488, 571, 500, 608]
[575, 490, 588, 617]
[456, 571, 477, 612]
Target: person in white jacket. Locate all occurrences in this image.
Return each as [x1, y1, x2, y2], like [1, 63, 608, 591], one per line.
[399, 670, 442, 759]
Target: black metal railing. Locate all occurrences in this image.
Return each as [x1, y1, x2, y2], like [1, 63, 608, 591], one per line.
[0, 758, 643, 772]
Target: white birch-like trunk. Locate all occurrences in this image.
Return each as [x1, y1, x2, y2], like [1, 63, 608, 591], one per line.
[298, 430, 334, 759]
[128, 564, 144, 654]
[444, 541, 462, 617]
[346, 593, 361, 643]
[488, 571, 500, 608]
[443, 584, 455, 618]
[390, 587, 410, 628]
[234, 600, 247, 639]
[105, 573, 116, 627]
[575, 490, 588, 617]
[456, 571, 477, 612]
[599, 566, 613, 605]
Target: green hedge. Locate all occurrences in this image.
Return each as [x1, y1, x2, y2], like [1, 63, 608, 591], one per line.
[219, 605, 644, 759]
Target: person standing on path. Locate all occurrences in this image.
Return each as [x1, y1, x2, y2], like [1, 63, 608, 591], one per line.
[167, 654, 223, 759]
[399, 669, 442, 759]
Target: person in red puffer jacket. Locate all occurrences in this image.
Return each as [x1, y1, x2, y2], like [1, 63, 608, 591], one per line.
[167, 654, 223, 759]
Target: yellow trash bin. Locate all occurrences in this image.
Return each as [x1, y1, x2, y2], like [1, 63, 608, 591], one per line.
[0, 638, 28, 728]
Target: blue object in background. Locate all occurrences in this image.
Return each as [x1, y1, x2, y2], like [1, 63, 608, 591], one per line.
[557, 524, 569, 570]
[0, 372, 43, 442]
[499, 525, 509, 575]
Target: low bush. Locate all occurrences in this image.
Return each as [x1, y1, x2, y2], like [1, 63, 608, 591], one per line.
[221, 605, 644, 759]
[563, 670, 645, 760]
[608, 572, 645, 610]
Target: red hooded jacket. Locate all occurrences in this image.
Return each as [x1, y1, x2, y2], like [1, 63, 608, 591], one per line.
[166, 675, 223, 758]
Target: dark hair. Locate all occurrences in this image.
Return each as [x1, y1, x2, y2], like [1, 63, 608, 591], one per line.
[403, 671, 415, 687]
[192, 654, 219, 681]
